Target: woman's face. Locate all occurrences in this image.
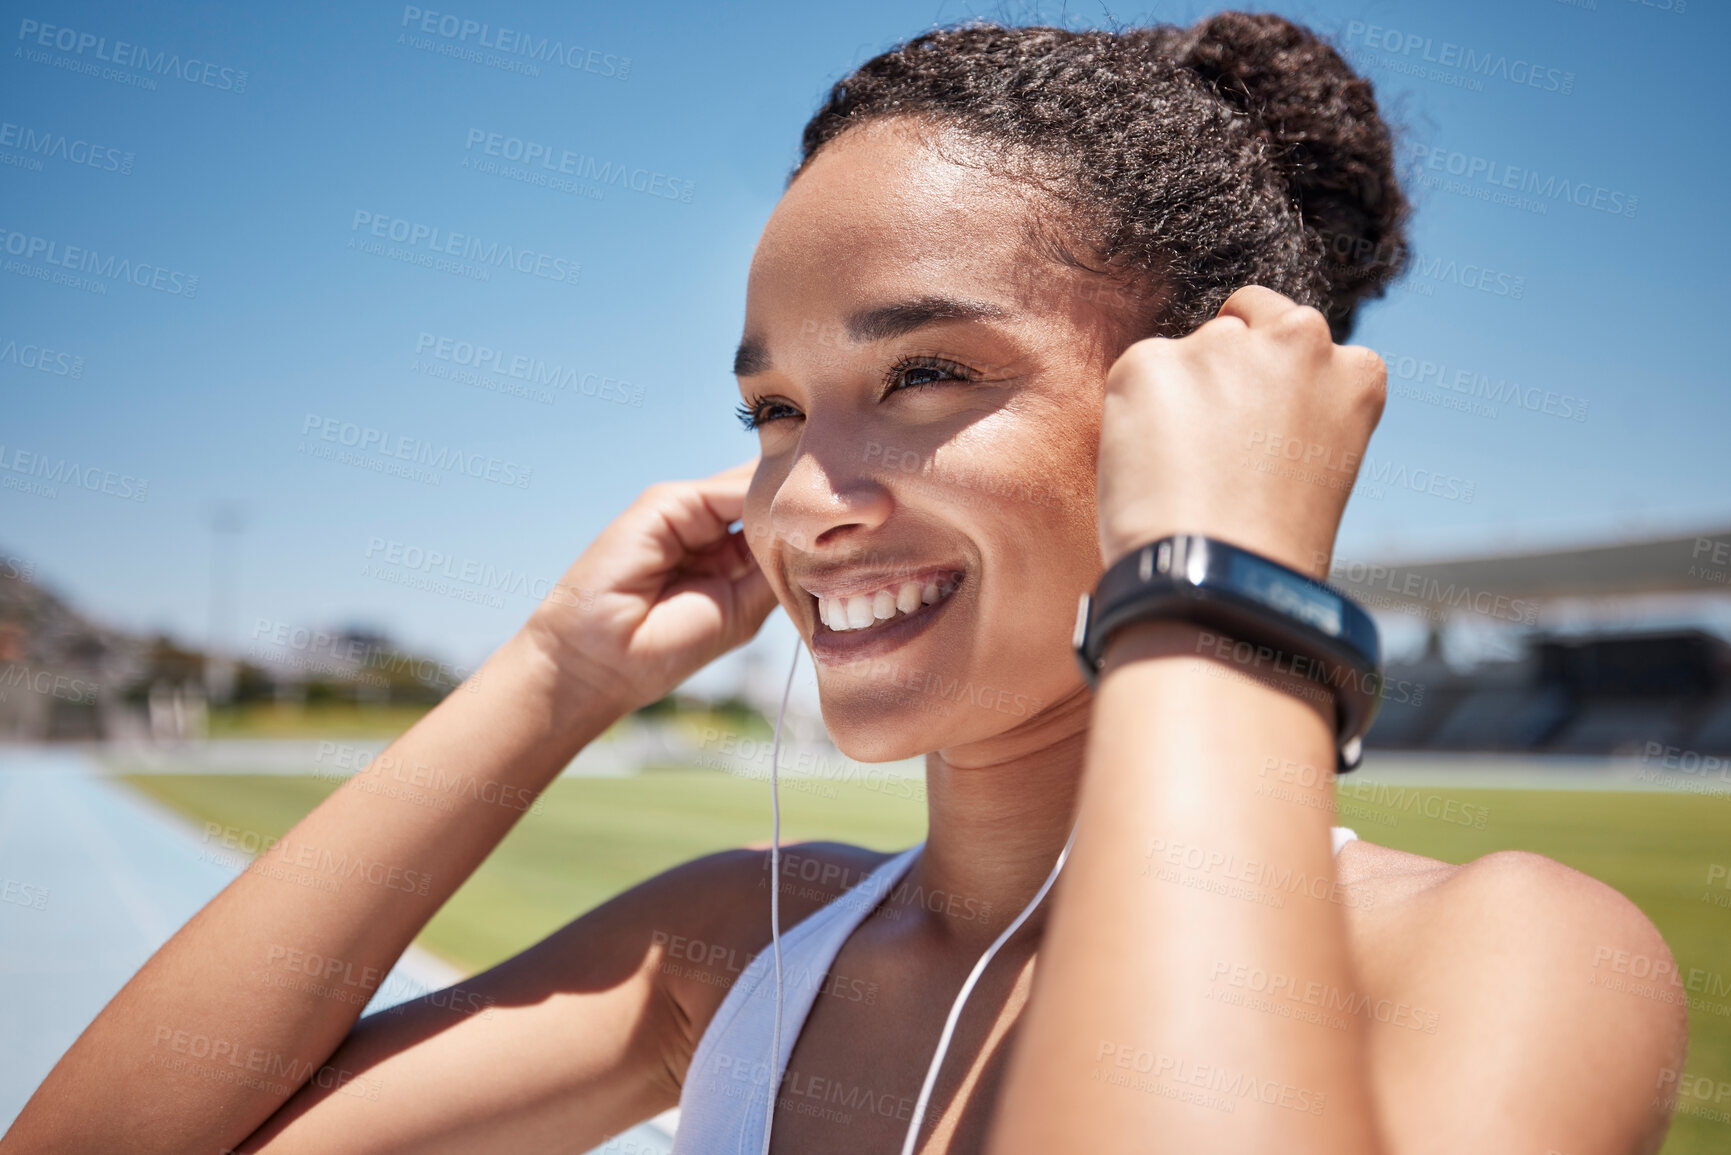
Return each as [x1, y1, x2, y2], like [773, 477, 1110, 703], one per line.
[738, 120, 1129, 761]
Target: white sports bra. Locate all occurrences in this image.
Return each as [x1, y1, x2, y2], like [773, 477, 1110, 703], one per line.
[669, 827, 1360, 1153]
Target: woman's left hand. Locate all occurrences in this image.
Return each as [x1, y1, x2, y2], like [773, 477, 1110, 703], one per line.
[1095, 285, 1387, 577]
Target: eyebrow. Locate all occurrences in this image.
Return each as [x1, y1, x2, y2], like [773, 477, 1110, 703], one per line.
[732, 295, 1012, 377]
[733, 338, 771, 377]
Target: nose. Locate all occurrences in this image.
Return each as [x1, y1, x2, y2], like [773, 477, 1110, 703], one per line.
[768, 424, 894, 555]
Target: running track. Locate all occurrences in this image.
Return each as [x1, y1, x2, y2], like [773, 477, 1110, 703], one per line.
[0, 747, 676, 1152]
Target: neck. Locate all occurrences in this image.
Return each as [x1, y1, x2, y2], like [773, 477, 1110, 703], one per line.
[900, 685, 1093, 948]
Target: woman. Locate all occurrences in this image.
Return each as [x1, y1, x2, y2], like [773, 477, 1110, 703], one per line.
[5, 13, 1685, 1155]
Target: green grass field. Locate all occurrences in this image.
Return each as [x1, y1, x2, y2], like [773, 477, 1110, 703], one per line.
[205, 702, 436, 739]
[121, 770, 1731, 1153]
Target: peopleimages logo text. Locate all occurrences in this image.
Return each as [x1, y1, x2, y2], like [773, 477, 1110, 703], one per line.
[1405, 143, 1638, 218]
[15, 18, 249, 91]
[299, 414, 533, 489]
[0, 121, 133, 173]
[0, 443, 148, 501]
[0, 338, 83, 378]
[464, 129, 693, 202]
[399, 7, 629, 78]
[1343, 21, 1575, 95]
[350, 211, 579, 286]
[1375, 350, 1589, 422]
[0, 227, 198, 296]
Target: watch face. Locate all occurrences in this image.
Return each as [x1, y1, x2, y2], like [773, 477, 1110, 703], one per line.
[1228, 552, 1344, 637]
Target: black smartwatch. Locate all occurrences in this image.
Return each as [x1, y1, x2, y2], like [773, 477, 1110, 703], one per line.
[1072, 534, 1382, 772]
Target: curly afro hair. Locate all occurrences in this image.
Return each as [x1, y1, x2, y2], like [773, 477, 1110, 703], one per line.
[795, 12, 1410, 342]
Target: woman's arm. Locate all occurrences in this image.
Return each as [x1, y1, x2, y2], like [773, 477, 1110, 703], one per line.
[988, 287, 1386, 1153]
[997, 616, 1378, 1151]
[987, 288, 1683, 1154]
[2, 462, 776, 1155]
[228, 844, 769, 1155]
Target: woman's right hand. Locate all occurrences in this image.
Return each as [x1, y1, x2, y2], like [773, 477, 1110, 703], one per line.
[522, 458, 780, 717]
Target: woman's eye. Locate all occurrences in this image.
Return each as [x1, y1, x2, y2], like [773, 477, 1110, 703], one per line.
[735, 397, 801, 431]
[884, 356, 975, 395]
[898, 365, 950, 389]
[737, 357, 979, 430]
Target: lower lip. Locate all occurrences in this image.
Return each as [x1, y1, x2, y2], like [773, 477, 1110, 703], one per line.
[809, 582, 962, 666]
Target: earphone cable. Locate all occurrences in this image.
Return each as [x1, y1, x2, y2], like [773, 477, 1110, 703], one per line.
[756, 635, 803, 1155]
[897, 818, 1077, 1155]
[754, 632, 1078, 1155]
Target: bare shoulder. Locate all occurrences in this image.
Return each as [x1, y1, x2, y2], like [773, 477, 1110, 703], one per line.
[1336, 837, 1688, 1155]
[608, 837, 899, 973]
[620, 839, 900, 1069]
[1335, 837, 1678, 986]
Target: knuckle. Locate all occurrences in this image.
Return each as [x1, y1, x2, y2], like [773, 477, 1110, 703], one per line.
[1224, 283, 1278, 308]
[1364, 376, 1388, 419]
[1124, 334, 1173, 361]
[1344, 345, 1388, 409]
[1219, 285, 1255, 312]
[1108, 336, 1172, 384]
[1273, 304, 1333, 346]
[1193, 315, 1243, 340]
[1345, 344, 1387, 380]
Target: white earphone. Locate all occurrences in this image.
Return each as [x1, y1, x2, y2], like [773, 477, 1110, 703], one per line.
[758, 636, 1078, 1155]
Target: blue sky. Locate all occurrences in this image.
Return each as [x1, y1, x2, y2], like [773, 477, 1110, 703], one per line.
[2, 0, 1725, 684]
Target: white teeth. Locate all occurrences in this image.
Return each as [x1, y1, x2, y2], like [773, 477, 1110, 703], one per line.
[896, 582, 921, 613]
[814, 575, 960, 632]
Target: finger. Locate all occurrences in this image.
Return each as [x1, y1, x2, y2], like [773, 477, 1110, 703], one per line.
[703, 456, 760, 500]
[645, 460, 762, 562]
[710, 456, 760, 484]
[1336, 344, 1389, 425]
[1217, 284, 1300, 328]
[699, 527, 764, 584]
[687, 456, 762, 532]
[725, 563, 779, 650]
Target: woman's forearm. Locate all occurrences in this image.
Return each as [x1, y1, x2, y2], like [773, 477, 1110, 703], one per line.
[989, 620, 1385, 1154]
[4, 630, 618, 1155]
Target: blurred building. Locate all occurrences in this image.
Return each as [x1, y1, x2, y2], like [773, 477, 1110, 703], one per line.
[0, 557, 148, 741]
[1348, 528, 1731, 756]
[0, 558, 472, 743]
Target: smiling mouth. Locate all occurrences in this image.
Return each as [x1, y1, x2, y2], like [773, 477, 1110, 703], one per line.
[804, 569, 964, 634]
[797, 567, 965, 665]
